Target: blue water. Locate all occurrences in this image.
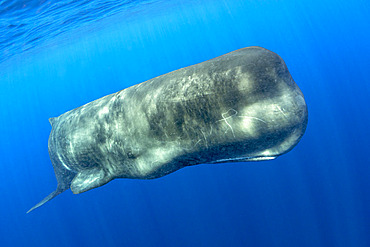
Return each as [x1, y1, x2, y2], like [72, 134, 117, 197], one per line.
[1, 0, 369, 246]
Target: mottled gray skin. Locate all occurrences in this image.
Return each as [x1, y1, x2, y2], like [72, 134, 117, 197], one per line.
[28, 47, 308, 213]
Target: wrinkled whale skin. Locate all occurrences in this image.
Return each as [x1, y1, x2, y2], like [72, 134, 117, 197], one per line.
[28, 47, 308, 213]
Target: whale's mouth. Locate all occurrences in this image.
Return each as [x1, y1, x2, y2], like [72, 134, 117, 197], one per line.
[242, 156, 277, 161]
[209, 156, 277, 164]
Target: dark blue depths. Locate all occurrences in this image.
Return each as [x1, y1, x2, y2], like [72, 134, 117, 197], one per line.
[0, 0, 369, 246]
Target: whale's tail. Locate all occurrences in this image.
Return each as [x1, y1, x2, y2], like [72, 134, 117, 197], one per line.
[27, 188, 64, 213]
[27, 165, 76, 213]
[27, 160, 76, 213]
[27, 118, 77, 213]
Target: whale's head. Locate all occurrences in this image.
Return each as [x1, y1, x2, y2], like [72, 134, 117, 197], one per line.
[209, 47, 308, 163]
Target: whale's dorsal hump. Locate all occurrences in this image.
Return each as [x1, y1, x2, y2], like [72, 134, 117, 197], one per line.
[49, 117, 56, 127]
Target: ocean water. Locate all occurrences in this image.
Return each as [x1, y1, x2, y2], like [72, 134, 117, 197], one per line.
[1, 0, 369, 246]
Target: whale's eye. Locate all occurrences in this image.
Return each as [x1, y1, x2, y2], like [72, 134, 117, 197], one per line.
[126, 150, 137, 159]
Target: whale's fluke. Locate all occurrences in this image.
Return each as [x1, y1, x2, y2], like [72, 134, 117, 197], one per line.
[27, 189, 64, 213]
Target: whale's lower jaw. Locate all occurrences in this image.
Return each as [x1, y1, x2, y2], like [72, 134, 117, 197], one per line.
[243, 156, 277, 161]
[209, 156, 277, 164]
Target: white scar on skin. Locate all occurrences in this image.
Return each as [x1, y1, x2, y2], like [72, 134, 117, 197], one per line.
[217, 108, 266, 137]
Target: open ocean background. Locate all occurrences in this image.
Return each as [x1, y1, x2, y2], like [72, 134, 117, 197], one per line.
[1, 0, 369, 246]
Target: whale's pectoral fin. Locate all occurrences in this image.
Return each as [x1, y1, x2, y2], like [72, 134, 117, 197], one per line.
[70, 168, 111, 194]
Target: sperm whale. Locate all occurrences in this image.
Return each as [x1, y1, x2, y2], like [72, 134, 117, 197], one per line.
[28, 47, 308, 213]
